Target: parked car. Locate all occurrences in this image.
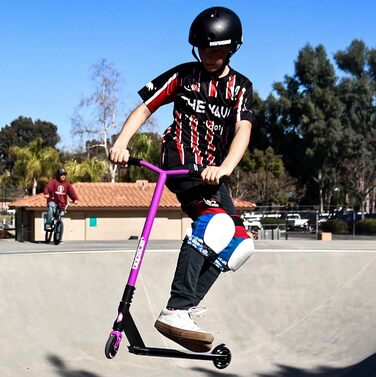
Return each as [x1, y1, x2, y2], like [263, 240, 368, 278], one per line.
[286, 213, 310, 230]
[241, 213, 263, 230]
[318, 212, 331, 224]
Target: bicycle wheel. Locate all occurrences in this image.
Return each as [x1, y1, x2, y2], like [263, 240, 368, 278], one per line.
[45, 230, 53, 243]
[53, 220, 64, 245]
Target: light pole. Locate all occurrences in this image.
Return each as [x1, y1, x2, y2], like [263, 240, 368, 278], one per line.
[265, 155, 269, 208]
[334, 187, 340, 210]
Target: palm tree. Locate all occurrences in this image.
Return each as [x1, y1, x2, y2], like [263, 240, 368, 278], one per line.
[9, 138, 60, 195]
[122, 132, 161, 182]
[65, 157, 108, 182]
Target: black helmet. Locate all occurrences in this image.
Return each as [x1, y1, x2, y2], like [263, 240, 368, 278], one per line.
[57, 168, 67, 176]
[189, 7, 243, 51]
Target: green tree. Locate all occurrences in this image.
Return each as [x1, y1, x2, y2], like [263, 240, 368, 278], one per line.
[270, 44, 343, 211]
[247, 92, 270, 151]
[120, 132, 162, 182]
[0, 116, 60, 174]
[9, 138, 60, 194]
[229, 148, 294, 206]
[335, 40, 376, 217]
[65, 157, 108, 182]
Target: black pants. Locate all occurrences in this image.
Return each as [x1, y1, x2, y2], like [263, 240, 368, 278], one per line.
[166, 178, 235, 310]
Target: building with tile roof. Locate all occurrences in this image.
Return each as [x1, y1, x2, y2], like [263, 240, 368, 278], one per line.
[10, 181, 255, 242]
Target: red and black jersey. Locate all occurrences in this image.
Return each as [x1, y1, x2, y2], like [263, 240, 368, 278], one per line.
[138, 62, 253, 168]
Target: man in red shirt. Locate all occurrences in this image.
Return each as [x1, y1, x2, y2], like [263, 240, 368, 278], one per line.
[43, 168, 79, 230]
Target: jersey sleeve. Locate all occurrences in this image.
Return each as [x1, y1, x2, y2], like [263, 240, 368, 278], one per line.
[138, 65, 182, 113]
[234, 80, 253, 123]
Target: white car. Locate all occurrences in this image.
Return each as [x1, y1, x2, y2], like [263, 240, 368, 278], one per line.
[241, 214, 263, 230]
[286, 213, 310, 230]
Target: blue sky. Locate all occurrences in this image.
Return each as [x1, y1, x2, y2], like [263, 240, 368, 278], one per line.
[1, 0, 375, 150]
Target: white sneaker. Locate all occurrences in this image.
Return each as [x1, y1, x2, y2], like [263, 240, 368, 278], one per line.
[157, 308, 203, 331]
[188, 306, 207, 318]
[155, 308, 214, 352]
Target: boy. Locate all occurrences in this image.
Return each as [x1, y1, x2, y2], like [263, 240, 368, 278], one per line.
[109, 6, 254, 352]
[44, 168, 79, 229]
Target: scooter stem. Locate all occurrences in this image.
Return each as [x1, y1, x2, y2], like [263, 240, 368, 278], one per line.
[127, 170, 167, 287]
[126, 160, 189, 287]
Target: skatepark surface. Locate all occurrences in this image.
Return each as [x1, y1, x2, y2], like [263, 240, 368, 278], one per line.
[0, 239, 375, 377]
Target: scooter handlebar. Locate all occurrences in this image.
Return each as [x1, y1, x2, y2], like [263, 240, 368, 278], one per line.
[187, 165, 226, 183]
[187, 169, 204, 179]
[126, 157, 225, 183]
[127, 157, 142, 166]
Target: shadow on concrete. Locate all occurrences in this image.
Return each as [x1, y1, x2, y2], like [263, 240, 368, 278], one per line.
[47, 355, 103, 377]
[190, 366, 240, 377]
[256, 353, 376, 377]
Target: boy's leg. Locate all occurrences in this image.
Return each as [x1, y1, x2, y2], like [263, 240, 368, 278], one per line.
[155, 180, 253, 351]
[192, 262, 221, 307]
[155, 180, 239, 351]
[167, 240, 206, 310]
[45, 202, 56, 229]
[167, 183, 231, 309]
[166, 182, 234, 308]
[155, 182, 219, 352]
[155, 241, 215, 352]
[191, 184, 233, 305]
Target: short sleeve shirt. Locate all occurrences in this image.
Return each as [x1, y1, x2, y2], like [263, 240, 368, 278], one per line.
[138, 62, 253, 167]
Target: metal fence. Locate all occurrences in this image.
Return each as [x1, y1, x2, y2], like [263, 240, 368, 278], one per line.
[243, 207, 376, 240]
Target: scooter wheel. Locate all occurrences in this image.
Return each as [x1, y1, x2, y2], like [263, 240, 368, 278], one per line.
[212, 344, 231, 369]
[105, 333, 119, 359]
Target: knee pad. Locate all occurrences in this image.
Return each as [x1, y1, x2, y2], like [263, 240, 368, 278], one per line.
[214, 215, 254, 272]
[187, 202, 235, 258]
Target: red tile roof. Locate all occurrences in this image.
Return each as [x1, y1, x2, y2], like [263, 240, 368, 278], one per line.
[9, 181, 255, 210]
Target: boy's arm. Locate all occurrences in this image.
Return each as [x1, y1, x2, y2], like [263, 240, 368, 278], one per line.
[109, 103, 152, 164]
[201, 120, 252, 185]
[44, 180, 53, 199]
[67, 185, 79, 203]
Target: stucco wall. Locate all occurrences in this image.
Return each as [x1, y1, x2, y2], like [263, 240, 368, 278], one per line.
[31, 209, 191, 241]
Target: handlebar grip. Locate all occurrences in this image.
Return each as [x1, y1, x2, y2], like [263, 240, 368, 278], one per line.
[127, 157, 142, 166]
[187, 164, 204, 179]
[188, 170, 203, 179]
[188, 168, 226, 184]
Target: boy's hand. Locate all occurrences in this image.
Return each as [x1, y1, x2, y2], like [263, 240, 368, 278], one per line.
[109, 146, 130, 165]
[201, 166, 230, 185]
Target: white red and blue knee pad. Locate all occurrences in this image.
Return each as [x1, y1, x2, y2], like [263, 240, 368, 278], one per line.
[187, 199, 254, 272]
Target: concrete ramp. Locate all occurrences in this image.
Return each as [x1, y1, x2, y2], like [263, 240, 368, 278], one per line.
[0, 242, 375, 376]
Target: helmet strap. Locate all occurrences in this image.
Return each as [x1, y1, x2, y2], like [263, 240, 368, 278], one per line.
[229, 43, 241, 58]
[191, 47, 200, 62]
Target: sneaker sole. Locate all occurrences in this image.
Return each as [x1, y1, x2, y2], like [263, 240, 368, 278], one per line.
[154, 320, 214, 353]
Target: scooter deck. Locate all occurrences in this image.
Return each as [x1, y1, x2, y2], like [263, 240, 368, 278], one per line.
[123, 311, 229, 364]
[129, 345, 229, 362]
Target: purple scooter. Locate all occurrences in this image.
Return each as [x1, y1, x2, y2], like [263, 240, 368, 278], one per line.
[104, 158, 231, 369]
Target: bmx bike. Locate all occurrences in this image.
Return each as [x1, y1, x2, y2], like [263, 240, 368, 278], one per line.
[104, 158, 232, 370]
[45, 203, 69, 245]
